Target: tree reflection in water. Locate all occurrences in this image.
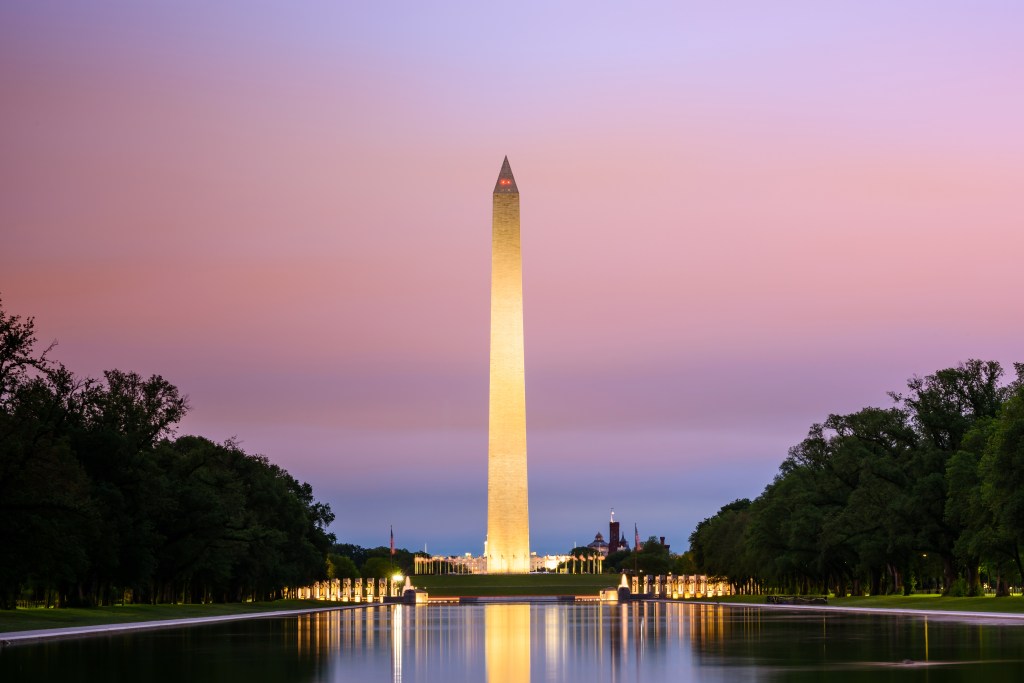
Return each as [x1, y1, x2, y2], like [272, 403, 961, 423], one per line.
[5, 602, 1024, 682]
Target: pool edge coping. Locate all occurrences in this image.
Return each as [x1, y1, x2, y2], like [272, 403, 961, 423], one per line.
[0, 604, 367, 645]
[677, 599, 1024, 622]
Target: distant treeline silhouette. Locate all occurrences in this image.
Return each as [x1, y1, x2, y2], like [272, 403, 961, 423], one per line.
[690, 359, 1024, 597]
[0, 299, 334, 609]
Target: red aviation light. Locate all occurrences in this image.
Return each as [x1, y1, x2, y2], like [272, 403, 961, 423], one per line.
[500, 179, 511, 185]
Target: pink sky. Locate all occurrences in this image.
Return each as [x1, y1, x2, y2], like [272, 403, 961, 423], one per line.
[2, 1, 1022, 554]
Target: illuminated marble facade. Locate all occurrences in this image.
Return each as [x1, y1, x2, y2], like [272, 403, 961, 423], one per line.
[486, 156, 530, 573]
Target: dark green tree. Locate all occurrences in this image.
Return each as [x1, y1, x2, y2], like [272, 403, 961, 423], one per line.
[892, 360, 1010, 592]
[603, 549, 632, 574]
[978, 371, 1024, 589]
[361, 557, 395, 579]
[691, 499, 755, 590]
[672, 551, 697, 575]
[0, 302, 92, 608]
[636, 536, 672, 575]
[327, 554, 360, 580]
[0, 299, 337, 607]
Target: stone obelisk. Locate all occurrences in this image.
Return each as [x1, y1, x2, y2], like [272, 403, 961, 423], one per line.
[486, 156, 530, 573]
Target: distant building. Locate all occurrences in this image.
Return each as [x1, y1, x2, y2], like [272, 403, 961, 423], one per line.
[586, 532, 609, 556]
[608, 510, 629, 554]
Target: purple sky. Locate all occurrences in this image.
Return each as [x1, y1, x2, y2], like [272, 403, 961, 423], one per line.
[3, 2, 1022, 555]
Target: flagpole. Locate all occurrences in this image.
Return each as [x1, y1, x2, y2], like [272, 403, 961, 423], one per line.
[633, 523, 638, 576]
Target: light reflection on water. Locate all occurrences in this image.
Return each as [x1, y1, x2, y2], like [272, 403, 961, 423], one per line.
[291, 602, 1024, 682]
[5, 602, 1024, 682]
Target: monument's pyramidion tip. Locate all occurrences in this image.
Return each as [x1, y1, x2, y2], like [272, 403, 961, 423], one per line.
[494, 156, 518, 194]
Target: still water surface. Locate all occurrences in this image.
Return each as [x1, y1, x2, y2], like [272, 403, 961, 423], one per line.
[4, 602, 1024, 682]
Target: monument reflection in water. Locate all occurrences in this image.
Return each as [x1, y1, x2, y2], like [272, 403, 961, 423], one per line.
[485, 603, 530, 683]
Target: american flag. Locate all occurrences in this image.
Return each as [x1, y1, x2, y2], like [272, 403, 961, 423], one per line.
[634, 523, 640, 550]
[390, 525, 395, 556]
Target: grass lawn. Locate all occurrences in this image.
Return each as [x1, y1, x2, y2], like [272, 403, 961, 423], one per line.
[0, 599, 330, 634]
[712, 593, 1024, 613]
[412, 574, 618, 597]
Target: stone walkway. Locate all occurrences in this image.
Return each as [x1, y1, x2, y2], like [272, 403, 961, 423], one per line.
[686, 600, 1024, 622]
[0, 604, 360, 645]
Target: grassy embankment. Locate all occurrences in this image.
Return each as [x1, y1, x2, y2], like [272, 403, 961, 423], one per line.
[0, 599, 331, 634]
[411, 573, 617, 597]
[712, 593, 1024, 613]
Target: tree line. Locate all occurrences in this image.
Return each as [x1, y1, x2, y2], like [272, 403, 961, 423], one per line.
[689, 359, 1024, 597]
[562, 537, 697, 576]
[327, 543, 425, 580]
[0, 300, 335, 609]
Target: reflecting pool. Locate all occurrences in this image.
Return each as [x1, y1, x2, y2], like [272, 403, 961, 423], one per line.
[4, 602, 1024, 682]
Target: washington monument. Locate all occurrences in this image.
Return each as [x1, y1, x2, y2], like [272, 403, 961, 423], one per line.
[486, 156, 530, 573]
